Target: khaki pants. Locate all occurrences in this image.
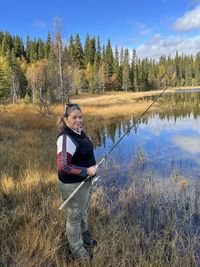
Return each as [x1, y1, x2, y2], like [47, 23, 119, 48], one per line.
[57, 180, 92, 257]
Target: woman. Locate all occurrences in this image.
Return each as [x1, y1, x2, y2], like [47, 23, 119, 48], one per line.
[57, 103, 97, 260]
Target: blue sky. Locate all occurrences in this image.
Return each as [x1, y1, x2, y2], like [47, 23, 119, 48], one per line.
[1, 0, 200, 59]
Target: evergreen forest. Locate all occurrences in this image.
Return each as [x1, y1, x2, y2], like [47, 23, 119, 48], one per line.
[0, 30, 200, 103]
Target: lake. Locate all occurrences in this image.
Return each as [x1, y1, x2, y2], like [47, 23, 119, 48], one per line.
[93, 90, 200, 186]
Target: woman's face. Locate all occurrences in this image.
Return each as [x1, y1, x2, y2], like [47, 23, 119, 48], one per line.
[65, 110, 83, 131]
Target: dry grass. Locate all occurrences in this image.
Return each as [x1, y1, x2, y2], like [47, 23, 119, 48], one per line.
[0, 92, 200, 266]
[71, 91, 161, 119]
[89, 175, 200, 267]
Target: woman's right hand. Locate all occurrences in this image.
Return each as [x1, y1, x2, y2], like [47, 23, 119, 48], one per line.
[87, 165, 97, 176]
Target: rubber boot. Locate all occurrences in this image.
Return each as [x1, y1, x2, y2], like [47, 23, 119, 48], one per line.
[82, 230, 97, 247]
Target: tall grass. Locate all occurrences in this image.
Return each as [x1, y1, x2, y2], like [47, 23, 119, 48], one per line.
[90, 175, 200, 267]
[0, 97, 200, 266]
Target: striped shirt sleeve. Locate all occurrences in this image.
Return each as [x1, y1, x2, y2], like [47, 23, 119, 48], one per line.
[57, 134, 88, 177]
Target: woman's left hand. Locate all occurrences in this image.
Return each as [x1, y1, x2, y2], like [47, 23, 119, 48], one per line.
[87, 165, 98, 176]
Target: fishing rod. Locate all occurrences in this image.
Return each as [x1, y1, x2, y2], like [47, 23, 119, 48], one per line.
[58, 67, 187, 210]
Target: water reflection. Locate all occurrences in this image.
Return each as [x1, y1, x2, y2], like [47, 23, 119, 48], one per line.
[86, 90, 200, 183]
[143, 91, 200, 118]
[175, 88, 200, 93]
[171, 136, 200, 155]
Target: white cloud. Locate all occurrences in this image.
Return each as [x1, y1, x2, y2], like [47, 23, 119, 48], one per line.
[135, 22, 152, 36]
[140, 29, 152, 36]
[126, 19, 152, 37]
[173, 5, 200, 32]
[136, 34, 200, 59]
[171, 136, 200, 155]
[33, 20, 46, 29]
[160, 15, 176, 25]
[147, 34, 161, 45]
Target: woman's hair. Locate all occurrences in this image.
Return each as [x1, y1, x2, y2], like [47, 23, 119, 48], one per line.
[58, 103, 82, 132]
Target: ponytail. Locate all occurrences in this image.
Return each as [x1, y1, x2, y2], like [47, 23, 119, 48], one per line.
[57, 116, 66, 132]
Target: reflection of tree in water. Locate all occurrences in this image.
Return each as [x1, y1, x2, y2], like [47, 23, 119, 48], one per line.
[107, 121, 117, 144]
[85, 122, 106, 148]
[141, 91, 200, 119]
[84, 116, 139, 148]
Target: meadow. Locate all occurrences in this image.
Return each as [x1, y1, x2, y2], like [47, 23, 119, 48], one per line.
[0, 90, 200, 267]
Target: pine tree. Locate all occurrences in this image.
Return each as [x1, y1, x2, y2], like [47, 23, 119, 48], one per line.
[0, 32, 3, 47]
[0, 57, 10, 100]
[112, 46, 120, 90]
[93, 36, 101, 90]
[45, 32, 52, 59]
[105, 39, 113, 80]
[38, 38, 45, 59]
[113, 46, 119, 77]
[73, 34, 84, 69]
[7, 50, 27, 102]
[1, 32, 13, 56]
[68, 34, 75, 61]
[174, 51, 181, 86]
[119, 48, 124, 89]
[185, 56, 193, 85]
[96, 36, 101, 68]
[195, 52, 200, 85]
[84, 35, 96, 66]
[134, 63, 139, 91]
[13, 36, 24, 58]
[120, 48, 124, 66]
[93, 55, 99, 91]
[101, 45, 106, 63]
[0, 32, 3, 55]
[25, 35, 31, 62]
[148, 58, 157, 89]
[68, 34, 74, 58]
[89, 37, 96, 65]
[122, 49, 131, 92]
[84, 33, 90, 67]
[29, 38, 38, 62]
[138, 58, 150, 91]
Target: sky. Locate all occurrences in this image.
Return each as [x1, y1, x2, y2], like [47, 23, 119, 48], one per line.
[1, 0, 200, 59]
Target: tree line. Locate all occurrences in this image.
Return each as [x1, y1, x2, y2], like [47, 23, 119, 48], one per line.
[0, 30, 200, 104]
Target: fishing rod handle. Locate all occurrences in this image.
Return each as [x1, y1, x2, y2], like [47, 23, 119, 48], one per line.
[58, 158, 105, 210]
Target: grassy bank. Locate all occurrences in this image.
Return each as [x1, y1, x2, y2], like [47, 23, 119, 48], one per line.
[72, 91, 160, 119]
[0, 91, 200, 266]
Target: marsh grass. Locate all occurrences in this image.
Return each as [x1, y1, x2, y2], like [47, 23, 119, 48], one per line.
[0, 94, 200, 266]
[72, 91, 160, 120]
